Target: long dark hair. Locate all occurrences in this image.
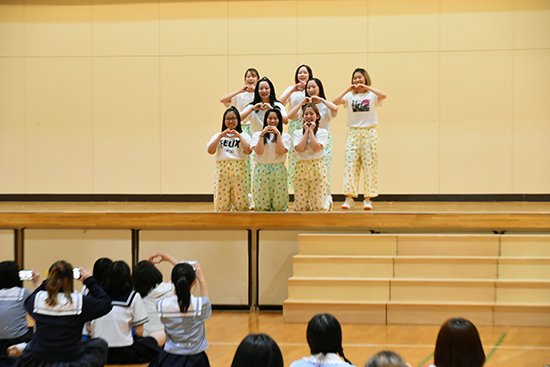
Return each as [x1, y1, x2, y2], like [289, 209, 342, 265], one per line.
[301, 103, 320, 135]
[231, 333, 283, 367]
[262, 108, 284, 145]
[434, 317, 486, 367]
[171, 262, 196, 313]
[295, 64, 313, 84]
[92, 257, 112, 288]
[221, 106, 243, 133]
[0, 261, 22, 289]
[133, 260, 163, 298]
[103, 260, 133, 297]
[306, 313, 352, 364]
[305, 77, 327, 99]
[45, 260, 74, 306]
[250, 77, 279, 106]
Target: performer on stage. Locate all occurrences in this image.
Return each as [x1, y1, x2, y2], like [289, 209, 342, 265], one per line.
[333, 68, 387, 210]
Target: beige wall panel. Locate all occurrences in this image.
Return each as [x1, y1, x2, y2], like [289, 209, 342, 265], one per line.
[514, 0, 550, 49]
[26, 58, 93, 193]
[440, 0, 514, 50]
[512, 50, 550, 192]
[0, 230, 14, 259]
[259, 230, 299, 305]
[297, 1, 367, 54]
[93, 57, 160, 193]
[25, 0, 91, 56]
[160, 0, 227, 55]
[368, 0, 438, 52]
[0, 1, 24, 56]
[0, 58, 26, 192]
[160, 56, 227, 194]
[92, 0, 159, 56]
[500, 235, 550, 257]
[139, 230, 248, 305]
[370, 52, 439, 193]
[228, 1, 297, 55]
[440, 52, 513, 193]
[24, 229, 131, 290]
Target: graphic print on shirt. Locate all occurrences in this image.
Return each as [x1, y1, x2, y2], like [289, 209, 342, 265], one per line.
[351, 98, 370, 112]
[220, 136, 241, 154]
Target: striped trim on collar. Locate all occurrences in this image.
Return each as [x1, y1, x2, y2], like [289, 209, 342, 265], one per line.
[33, 290, 83, 316]
[0, 287, 26, 301]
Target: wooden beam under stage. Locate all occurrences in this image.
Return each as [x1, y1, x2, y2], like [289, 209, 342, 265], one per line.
[0, 201, 549, 231]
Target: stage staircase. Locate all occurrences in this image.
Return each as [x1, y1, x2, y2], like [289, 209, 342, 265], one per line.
[283, 234, 550, 326]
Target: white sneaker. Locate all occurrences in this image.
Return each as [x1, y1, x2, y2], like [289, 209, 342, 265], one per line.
[363, 200, 373, 210]
[341, 197, 355, 209]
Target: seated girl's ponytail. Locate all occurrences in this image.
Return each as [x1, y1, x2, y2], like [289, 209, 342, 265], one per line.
[171, 262, 196, 313]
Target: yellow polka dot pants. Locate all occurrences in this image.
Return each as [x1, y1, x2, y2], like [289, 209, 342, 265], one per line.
[293, 158, 328, 211]
[343, 127, 378, 198]
[214, 160, 249, 211]
[253, 162, 288, 211]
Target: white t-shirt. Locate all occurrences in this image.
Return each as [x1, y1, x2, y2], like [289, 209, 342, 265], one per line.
[251, 132, 292, 164]
[282, 86, 306, 111]
[292, 128, 329, 161]
[90, 290, 149, 347]
[208, 132, 251, 161]
[142, 282, 174, 336]
[296, 102, 335, 130]
[242, 102, 288, 133]
[230, 92, 254, 125]
[343, 91, 379, 128]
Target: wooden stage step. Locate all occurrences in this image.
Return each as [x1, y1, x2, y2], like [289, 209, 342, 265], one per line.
[284, 233, 550, 326]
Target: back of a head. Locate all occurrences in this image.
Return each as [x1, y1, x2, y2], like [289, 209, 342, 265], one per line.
[306, 313, 350, 364]
[231, 333, 283, 367]
[133, 260, 163, 298]
[365, 351, 407, 367]
[0, 260, 22, 289]
[434, 317, 486, 367]
[92, 257, 113, 287]
[46, 260, 74, 306]
[103, 260, 133, 297]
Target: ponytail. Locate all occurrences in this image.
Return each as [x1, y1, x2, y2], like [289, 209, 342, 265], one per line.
[336, 345, 352, 365]
[176, 277, 192, 312]
[171, 262, 196, 313]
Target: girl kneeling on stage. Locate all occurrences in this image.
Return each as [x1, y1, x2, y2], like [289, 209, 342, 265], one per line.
[292, 103, 329, 211]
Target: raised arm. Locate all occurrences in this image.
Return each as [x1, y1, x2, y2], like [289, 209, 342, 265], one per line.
[219, 85, 250, 106]
[194, 263, 208, 298]
[279, 83, 303, 105]
[332, 85, 354, 105]
[207, 132, 224, 155]
[149, 252, 178, 266]
[365, 85, 387, 102]
[312, 96, 338, 117]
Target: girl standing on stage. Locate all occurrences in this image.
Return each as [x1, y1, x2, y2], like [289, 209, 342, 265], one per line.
[150, 262, 211, 367]
[292, 103, 329, 211]
[279, 65, 313, 188]
[207, 107, 252, 212]
[219, 68, 260, 200]
[251, 108, 291, 211]
[289, 78, 337, 210]
[240, 77, 288, 134]
[333, 68, 387, 210]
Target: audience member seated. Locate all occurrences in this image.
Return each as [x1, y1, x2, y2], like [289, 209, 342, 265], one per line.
[89, 260, 162, 364]
[18, 260, 112, 367]
[0, 261, 39, 367]
[428, 317, 485, 367]
[365, 350, 411, 367]
[290, 313, 354, 367]
[231, 333, 283, 367]
[133, 252, 177, 344]
[149, 262, 211, 367]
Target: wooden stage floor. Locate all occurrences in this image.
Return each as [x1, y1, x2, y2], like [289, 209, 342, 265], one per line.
[0, 201, 549, 231]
